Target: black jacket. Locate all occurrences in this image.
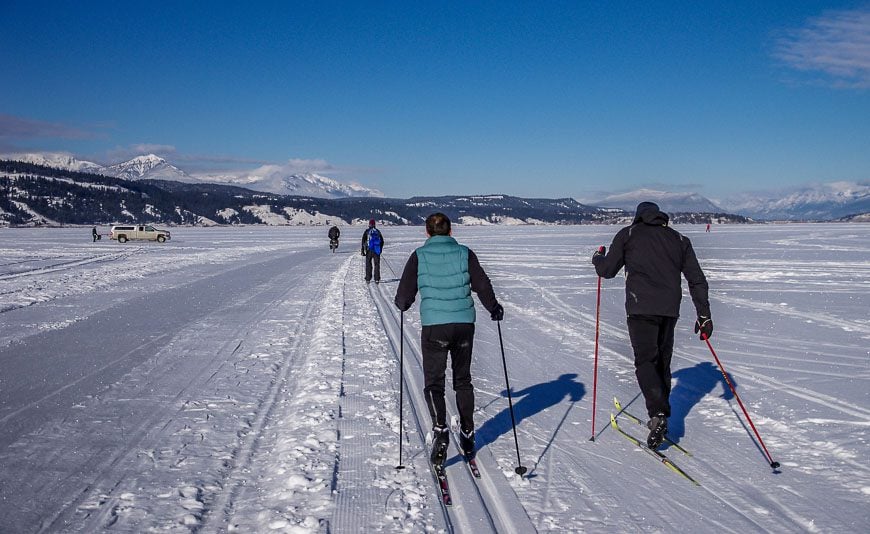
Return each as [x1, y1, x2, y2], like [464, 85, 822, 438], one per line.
[328, 226, 340, 240]
[593, 202, 710, 318]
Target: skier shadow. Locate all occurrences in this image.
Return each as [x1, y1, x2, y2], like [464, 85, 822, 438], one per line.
[457, 373, 585, 474]
[667, 362, 734, 447]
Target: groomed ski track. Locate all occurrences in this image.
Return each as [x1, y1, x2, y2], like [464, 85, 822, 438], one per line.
[367, 276, 537, 533]
[0, 226, 866, 532]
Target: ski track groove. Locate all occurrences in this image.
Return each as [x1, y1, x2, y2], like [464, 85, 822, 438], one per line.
[1, 227, 865, 532]
[31, 253, 326, 532]
[202, 266, 332, 530]
[330, 257, 441, 532]
[0, 248, 142, 281]
[368, 280, 538, 534]
[507, 270, 870, 421]
[464, 261, 844, 532]
[367, 281, 456, 533]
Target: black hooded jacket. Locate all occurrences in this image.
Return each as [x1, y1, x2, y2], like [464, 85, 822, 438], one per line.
[592, 202, 710, 318]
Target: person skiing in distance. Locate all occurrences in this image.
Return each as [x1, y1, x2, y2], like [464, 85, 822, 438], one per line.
[92, 226, 99, 242]
[361, 219, 384, 283]
[328, 225, 340, 251]
[394, 212, 504, 467]
[592, 201, 712, 449]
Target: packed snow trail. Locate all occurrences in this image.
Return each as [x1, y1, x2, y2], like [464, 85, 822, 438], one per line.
[326, 258, 445, 531]
[0, 246, 337, 531]
[369, 279, 538, 533]
[0, 225, 867, 532]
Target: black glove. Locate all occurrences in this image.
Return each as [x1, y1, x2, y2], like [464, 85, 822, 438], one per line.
[360, 248, 366, 256]
[694, 316, 713, 340]
[490, 303, 504, 321]
[592, 245, 605, 261]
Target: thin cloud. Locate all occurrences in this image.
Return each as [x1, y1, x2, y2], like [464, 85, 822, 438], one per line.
[0, 114, 95, 139]
[773, 6, 870, 89]
[283, 158, 337, 173]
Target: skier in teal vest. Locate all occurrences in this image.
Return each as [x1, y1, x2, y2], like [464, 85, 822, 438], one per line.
[394, 212, 504, 467]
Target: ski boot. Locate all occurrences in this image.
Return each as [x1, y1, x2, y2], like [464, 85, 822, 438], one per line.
[430, 425, 450, 468]
[646, 413, 668, 449]
[459, 429, 476, 460]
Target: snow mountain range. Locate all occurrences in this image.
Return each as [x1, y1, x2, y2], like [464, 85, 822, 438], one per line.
[3, 152, 105, 174]
[587, 184, 869, 221]
[588, 189, 725, 214]
[1, 152, 866, 220]
[0, 152, 382, 199]
[724, 181, 870, 221]
[202, 168, 384, 198]
[2, 161, 637, 227]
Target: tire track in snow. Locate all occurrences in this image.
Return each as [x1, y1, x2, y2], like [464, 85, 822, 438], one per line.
[32, 253, 328, 532]
[0, 249, 141, 281]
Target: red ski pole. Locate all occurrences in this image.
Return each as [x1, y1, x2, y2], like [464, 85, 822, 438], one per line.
[590, 273, 602, 441]
[704, 334, 780, 470]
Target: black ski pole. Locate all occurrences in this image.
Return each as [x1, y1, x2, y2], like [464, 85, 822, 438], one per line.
[396, 310, 406, 470]
[497, 320, 527, 476]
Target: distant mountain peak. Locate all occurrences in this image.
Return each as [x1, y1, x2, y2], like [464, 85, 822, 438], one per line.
[128, 154, 166, 165]
[208, 168, 384, 198]
[724, 181, 870, 220]
[104, 154, 193, 182]
[589, 189, 724, 213]
[0, 151, 104, 173]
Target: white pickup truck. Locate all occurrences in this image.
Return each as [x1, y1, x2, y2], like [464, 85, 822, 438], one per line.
[109, 224, 171, 243]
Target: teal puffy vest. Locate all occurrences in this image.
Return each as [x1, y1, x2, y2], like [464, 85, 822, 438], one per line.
[416, 236, 475, 326]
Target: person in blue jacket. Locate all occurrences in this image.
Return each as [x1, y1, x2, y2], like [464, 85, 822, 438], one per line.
[394, 212, 503, 467]
[361, 219, 384, 283]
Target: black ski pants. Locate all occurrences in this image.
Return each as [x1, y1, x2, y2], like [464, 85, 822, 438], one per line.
[421, 323, 475, 432]
[627, 314, 679, 419]
[365, 251, 381, 282]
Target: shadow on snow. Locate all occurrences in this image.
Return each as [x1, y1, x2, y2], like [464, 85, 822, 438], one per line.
[452, 373, 585, 475]
[667, 361, 734, 446]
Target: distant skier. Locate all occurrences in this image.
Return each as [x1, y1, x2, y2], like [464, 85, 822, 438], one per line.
[361, 219, 384, 283]
[592, 202, 712, 449]
[706, 223, 711, 232]
[328, 225, 340, 252]
[92, 226, 99, 242]
[394, 212, 504, 467]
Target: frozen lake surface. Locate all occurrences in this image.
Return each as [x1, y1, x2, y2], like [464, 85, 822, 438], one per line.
[0, 224, 868, 532]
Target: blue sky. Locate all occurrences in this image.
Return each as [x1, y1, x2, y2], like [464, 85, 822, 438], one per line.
[1, 1, 868, 199]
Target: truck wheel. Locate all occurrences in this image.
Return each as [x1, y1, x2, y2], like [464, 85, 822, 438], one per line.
[118, 235, 127, 243]
[157, 235, 166, 243]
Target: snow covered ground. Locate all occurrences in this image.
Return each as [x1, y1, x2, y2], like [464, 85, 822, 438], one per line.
[0, 224, 867, 533]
